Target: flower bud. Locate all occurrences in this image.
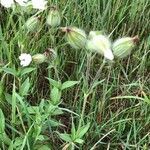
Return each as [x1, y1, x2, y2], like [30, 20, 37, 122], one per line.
[61, 27, 87, 49]
[47, 6, 61, 27]
[32, 54, 47, 64]
[112, 36, 139, 58]
[25, 16, 40, 32]
[86, 32, 114, 60]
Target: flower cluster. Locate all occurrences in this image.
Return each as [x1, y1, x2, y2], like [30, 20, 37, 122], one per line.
[0, 0, 47, 10]
[19, 26, 138, 66]
[2, 2, 61, 67]
[61, 27, 139, 60]
[1, 0, 138, 67]
[17, 5, 61, 67]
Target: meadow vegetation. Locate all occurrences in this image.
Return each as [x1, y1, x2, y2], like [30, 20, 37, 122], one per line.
[0, 0, 150, 149]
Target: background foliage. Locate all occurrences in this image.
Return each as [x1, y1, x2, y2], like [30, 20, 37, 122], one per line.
[0, 0, 150, 149]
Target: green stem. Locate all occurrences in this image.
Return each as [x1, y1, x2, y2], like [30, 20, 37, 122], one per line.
[78, 53, 92, 129]
[78, 58, 106, 130]
[78, 93, 89, 130]
[86, 52, 92, 84]
[91, 59, 106, 86]
[90, 129, 115, 150]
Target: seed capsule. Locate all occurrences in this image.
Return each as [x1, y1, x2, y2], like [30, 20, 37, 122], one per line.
[47, 6, 61, 27]
[61, 27, 87, 49]
[112, 36, 139, 58]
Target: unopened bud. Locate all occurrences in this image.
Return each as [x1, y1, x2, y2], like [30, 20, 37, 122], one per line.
[32, 54, 47, 64]
[112, 36, 139, 58]
[61, 27, 87, 49]
[25, 16, 40, 32]
[47, 6, 61, 27]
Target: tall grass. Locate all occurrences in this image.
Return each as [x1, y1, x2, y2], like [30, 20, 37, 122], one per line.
[0, 0, 150, 149]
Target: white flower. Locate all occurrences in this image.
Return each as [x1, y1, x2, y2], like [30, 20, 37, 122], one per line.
[86, 32, 114, 60]
[0, 0, 47, 9]
[19, 53, 32, 67]
[31, 0, 47, 10]
[0, 0, 14, 8]
[15, 0, 28, 6]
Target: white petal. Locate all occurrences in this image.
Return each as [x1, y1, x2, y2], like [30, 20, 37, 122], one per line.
[26, 54, 32, 62]
[19, 53, 27, 60]
[89, 31, 97, 39]
[15, 0, 28, 6]
[31, 0, 47, 10]
[92, 35, 111, 55]
[20, 61, 24, 66]
[19, 53, 32, 67]
[23, 61, 30, 66]
[104, 49, 114, 60]
[0, 0, 14, 8]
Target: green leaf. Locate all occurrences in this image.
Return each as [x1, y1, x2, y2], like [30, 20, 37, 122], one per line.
[0, 109, 5, 134]
[8, 141, 14, 150]
[142, 91, 150, 104]
[60, 108, 79, 116]
[47, 119, 62, 127]
[5, 93, 12, 104]
[59, 133, 72, 142]
[50, 87, 61, 105]
[0, 81, 4, 98]
[39, 99, 45, 111]
[46, 77, 62, 89]
[91, 79, 105, 90]
[35, 144, 51, 150]
[8, 136, 24, 150]
[46, 103, 57, 114]
[61, 81, 79, 90]
[0, 132, 11, 146]
[77, 123, 90, 139]
[2, 67, 17, 76]
[20, 67, 36, 76]
[36, 135, 45, 141]
[51, 108, 63, 116]
[74, 138, 84, 144]
[20, 78, 30, 96]
[27, 106, 39, 114]
[15, 93, 28, 114]
[71, 121, 76, 140]
[13, 137, 24, 148]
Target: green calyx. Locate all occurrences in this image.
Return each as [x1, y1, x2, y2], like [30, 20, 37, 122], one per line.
[62, 27, 87, 49]
[25, 16, 40, 32]
[47, 7, 61, 27]
[112, 36, 139, 58]
[32, 54, 47, 64]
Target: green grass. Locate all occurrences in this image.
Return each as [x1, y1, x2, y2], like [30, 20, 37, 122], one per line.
[0, 0, 150, 149]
